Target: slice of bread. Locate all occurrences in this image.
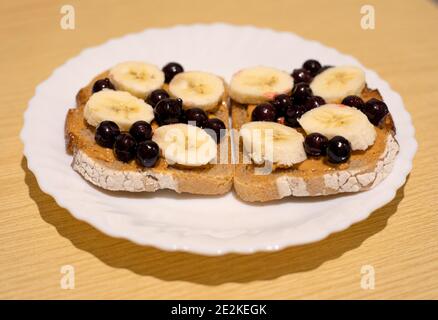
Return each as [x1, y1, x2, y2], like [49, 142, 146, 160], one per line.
[65, 71, 233, 195]
[232, 87, 399, 202]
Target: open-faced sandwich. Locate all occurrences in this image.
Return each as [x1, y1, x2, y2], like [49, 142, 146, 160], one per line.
[65, 61, 233, 195]
[230, 60, 399, 202]
[65, 59, 399, 202]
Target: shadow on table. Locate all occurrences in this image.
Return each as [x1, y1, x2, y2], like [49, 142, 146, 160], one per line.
[22, 157, 406, 285]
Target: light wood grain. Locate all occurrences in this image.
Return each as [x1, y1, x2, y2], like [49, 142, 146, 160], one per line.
[1, 0, 437, 299]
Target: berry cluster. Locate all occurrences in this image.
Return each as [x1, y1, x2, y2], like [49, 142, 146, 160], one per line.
[95, 120, 159, 166]
[304, 133, 351, 164]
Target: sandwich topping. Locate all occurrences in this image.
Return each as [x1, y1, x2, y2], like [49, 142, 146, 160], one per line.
[168, 71, 225, 112]
[109, 61, 165, 98]
[229, 66, 294, 104]
[230, 60, 391, 167]
[298, 104, 376, 151]
[81, 59, 392, 171]
[152, 124, 217, 167]
[240, 121, 307, 167]
[83, 61, 226, 168]
[310, 66, 366, 103]
[84, 89, 154, 130]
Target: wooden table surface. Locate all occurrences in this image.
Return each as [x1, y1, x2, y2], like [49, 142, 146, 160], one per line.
[1, 0, 437, 299]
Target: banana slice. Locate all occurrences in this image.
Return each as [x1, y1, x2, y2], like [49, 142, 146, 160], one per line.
[240, 122, 306, 167]
[109, 61, 165, 98]
[152, 123, 217, 167]
[168, 71, 225, 111]
[229, 66, 294, 104]
[84, 90, 154, 130]
[298, 104, 376, 151]
[310, 66, 365, 103]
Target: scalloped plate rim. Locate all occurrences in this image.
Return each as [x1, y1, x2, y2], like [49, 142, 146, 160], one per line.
[20, 23, 417, 255]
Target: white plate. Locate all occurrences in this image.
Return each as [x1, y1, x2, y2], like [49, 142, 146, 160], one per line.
[21, 24, 417, 255]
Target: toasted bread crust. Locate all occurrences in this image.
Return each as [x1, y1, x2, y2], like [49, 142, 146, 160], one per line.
[65, 71, 233, 195]
[232, 87, 399, 202]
